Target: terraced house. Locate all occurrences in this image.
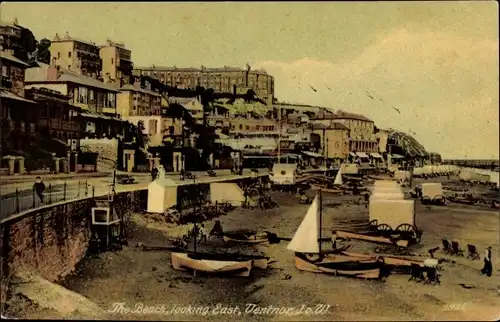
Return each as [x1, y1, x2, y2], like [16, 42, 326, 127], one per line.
[49, 32, 102, 78]
[24, 63, 128, 139]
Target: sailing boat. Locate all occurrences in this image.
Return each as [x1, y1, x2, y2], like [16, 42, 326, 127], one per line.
[333, 163, 344, 186]
[287, 191, 383, 279]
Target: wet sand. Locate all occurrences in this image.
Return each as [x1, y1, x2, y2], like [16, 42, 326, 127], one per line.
[7, 180, 500, 321]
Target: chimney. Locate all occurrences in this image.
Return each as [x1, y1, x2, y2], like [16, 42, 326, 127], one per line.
[47, 65, 61, 81]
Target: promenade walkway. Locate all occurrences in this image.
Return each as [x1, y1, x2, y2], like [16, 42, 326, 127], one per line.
[0, 169, 269, 221]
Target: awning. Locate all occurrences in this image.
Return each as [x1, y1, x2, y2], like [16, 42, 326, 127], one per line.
[349, 152, 357, 157]
[80, 111, 125, 122]
[370, 152, 383, 159]
[243, 154, 297, 159]
[302, 151, 324, 158]
[81, 111, 112, 120]
[356, 152, 369, 159]
[0, 90, 36, 104]
[390, 154, 405, 159]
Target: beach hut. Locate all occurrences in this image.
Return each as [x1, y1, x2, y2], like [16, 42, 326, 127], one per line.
[147, 177, 178, 213]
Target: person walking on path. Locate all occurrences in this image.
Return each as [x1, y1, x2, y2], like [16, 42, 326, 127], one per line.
[33, 176, 46, 203]
[481, 246, 493, 277]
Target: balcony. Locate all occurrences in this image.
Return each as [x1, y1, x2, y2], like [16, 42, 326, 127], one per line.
[38, 119, 80, 132]
[1, 76, 13, 88]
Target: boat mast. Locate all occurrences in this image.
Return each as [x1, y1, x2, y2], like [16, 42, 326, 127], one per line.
[277, 103, 282, 164]
[193, 200, 197, 253]
[319, 189, 322, 254]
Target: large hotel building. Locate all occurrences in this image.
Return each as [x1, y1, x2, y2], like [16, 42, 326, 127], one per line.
[132, 65, 274, 105]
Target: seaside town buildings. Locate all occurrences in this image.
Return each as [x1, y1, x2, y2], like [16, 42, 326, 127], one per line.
[133, 65, 275, 105]
[0, 19, 436, 175]
[49, 32, 102, 79]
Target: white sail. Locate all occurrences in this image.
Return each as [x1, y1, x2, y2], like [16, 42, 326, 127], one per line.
[287, 194, 320, 253]
[334, 165, 343, 185]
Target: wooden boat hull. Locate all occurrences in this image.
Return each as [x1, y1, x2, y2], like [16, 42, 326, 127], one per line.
[294, 253, 382, 279]
[171, 252, 253, 277]
[337, 230, 409, 247]
[222, 235, 270, 245]
[342, 251, 426, 268]
[311, 184, 343, 194]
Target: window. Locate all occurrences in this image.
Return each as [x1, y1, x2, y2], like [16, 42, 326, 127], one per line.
[109, 93, 116, 109]
[111, 58, 114, 65]
[68, 51, 72, 58]
[256, 125, 260, 131]
[246, 125, 250, 130]
[89, 89, 94, 103]
[96, 91, 104, 108]
[80, 87, 88, 104]
[1, 65, 9, 77]
[239, 124, 243, 130]
[57, 52, 60, 59]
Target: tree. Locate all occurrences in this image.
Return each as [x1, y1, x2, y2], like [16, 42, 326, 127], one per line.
[244, 89, 256, 102]
[34, 38, 51, 64]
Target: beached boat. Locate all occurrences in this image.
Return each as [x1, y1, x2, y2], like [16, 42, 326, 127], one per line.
[171, 248, 272, 275]
[171, 251, 253, 276]
[287, 192, 383, 279]
[310, 184, 343, 194]
[222, 230, 280, 245]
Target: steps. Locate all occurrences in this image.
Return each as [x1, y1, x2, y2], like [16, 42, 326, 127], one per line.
[12, 271, 106, 319]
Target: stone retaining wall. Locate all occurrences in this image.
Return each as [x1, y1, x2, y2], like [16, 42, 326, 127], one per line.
[0, 190, 147, 284]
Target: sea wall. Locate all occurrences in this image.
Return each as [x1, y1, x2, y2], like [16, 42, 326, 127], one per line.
[0, 190, 147, 284]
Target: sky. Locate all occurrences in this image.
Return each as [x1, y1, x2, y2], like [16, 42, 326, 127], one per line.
[1, 2, 498, 159]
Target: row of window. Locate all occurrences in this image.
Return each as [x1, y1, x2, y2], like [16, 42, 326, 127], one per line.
[230, 124, 276, 131]
[74, 86, 116, 108]
[74, 42, 99, 55]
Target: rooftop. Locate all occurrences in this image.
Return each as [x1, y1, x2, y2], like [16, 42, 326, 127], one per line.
[120, 84, 161, 96]
[311, 110, 373, 122]
[52, 33, 98, 47]
[310, 122, 350, 131]
[135, 66, 269, 75]
[0, 89, 36, 104]
[0, 21, 21, 30]
[0, 51, 29, 67]
[25, 65, 119, 92]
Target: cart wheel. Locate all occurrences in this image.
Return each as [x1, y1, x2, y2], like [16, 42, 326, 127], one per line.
[377, 224, 393, 233]
[421, 196, 431, 205]
[396, 223, 415, 232]
[432, 195, 445, 205]
[369, 220, 378, 229]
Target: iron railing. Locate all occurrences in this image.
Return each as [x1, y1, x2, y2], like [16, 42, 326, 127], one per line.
[0, 180, 93, 219]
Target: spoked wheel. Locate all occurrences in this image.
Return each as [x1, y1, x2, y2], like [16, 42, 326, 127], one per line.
[421, 196, 431, 205]
[396, 223, 415, 233]
[432, 195, 446, 206]
[396, 223, 418, 242]
[369, 220, 378, 230]
[377, 224, 393, 235]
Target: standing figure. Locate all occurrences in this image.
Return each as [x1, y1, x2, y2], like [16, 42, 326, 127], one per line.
[481, 246, 493, 277]
[33, 176, 46, 203]
[331, 231, 338, 251]
[151, 166, 158, 181]
[198, 223, 208, 244]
